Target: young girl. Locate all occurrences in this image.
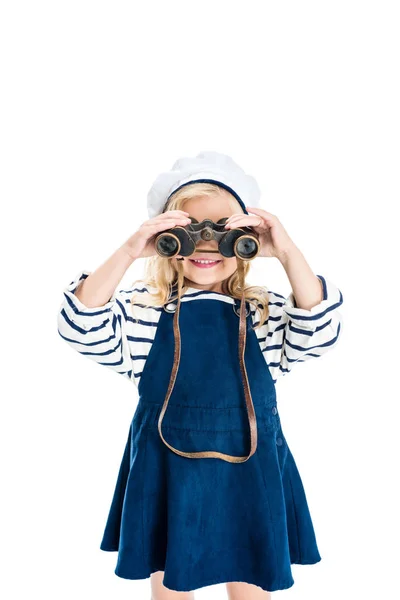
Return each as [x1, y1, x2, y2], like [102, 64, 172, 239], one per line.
[57, 151, 343, 600]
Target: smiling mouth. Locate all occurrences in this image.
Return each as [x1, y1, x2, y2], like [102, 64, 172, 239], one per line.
[189, 259, 222, 268]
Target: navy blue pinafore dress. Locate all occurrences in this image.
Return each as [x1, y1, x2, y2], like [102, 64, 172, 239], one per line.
[99, 292, 321, 593]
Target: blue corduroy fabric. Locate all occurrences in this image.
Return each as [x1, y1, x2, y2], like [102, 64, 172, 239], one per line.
[99, 297, 321, 593]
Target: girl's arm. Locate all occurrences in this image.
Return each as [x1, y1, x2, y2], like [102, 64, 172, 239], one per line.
[254, 246, 343, 383]
[72, 245, 135, 308]
[279, 244, 326, 310]
[57, 210, 191, 384]
[57, 244, 156, 385]
[236, 208, 344, 383]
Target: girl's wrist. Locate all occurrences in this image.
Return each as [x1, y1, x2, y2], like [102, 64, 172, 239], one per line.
[120, 240, 141, 262]
[275, 243, 299, 265]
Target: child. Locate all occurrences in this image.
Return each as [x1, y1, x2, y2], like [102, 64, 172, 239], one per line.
[57, 151, 343, 598]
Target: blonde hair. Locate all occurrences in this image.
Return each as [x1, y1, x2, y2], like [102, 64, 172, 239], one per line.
[129, 182, 270, 329]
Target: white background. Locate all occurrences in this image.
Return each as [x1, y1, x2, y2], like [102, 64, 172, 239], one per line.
[1, 1, 399, 599]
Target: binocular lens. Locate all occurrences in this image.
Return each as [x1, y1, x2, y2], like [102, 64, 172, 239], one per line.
[156, 235, 180, 258]
[236, 236, 258, 259]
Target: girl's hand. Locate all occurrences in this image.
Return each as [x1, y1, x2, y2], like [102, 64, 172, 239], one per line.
[122, 210, 192, 260]
[224, 206, 296, 260]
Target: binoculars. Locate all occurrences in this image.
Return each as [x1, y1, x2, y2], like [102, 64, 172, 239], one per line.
[154, 216, 260, 260]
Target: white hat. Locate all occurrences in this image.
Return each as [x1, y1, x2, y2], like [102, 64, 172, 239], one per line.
[146, 150, 262, 219]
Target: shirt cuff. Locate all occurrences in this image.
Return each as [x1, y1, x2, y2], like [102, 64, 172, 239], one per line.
[283, 274, 343, 331]
[62, 270, 116, 325]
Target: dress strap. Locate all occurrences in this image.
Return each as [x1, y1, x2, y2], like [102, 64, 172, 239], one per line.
[157, 282, 258, 463]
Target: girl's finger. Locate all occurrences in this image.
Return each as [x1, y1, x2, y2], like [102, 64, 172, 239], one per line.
[225, 215, 251, 224]
[153, 216, 190, 224]
[226, 211, 261, 220]
[225, 212, 261, 221]
[224, 216, 262, 228]
[157, 210, 190, 219]
[246, 206, 277, 219]
[144, 217, 190, 231]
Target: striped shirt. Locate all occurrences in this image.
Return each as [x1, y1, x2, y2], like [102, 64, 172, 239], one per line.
[57, 270, 343, 386]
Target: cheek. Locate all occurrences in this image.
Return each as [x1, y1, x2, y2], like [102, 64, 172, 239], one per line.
[221, 258, 238, 273]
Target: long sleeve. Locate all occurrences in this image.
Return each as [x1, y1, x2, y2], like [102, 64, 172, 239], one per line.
[253, 274, 344, 383]
[57, 270, 161, 386]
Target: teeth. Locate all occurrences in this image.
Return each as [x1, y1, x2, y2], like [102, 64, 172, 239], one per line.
[192, 259, 219, 264]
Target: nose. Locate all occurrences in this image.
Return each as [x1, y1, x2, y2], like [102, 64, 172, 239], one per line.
[193, 244, 222, 257]
[194, 238, 221, 254]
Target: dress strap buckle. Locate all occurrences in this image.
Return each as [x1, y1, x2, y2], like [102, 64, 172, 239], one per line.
[232, 299, 250, 318]
[163, 302, 177, 313]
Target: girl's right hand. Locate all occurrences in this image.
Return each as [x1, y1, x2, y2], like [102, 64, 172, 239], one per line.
[121, 210, 192, 260]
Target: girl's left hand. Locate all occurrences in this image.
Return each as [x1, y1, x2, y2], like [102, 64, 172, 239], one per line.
[224, 206, 296, 260]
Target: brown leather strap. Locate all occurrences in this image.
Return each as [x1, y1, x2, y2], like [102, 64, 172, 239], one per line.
[157, 273, 258, 463]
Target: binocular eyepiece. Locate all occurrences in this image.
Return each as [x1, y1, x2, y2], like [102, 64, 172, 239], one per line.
[154, 216, 260, 261]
